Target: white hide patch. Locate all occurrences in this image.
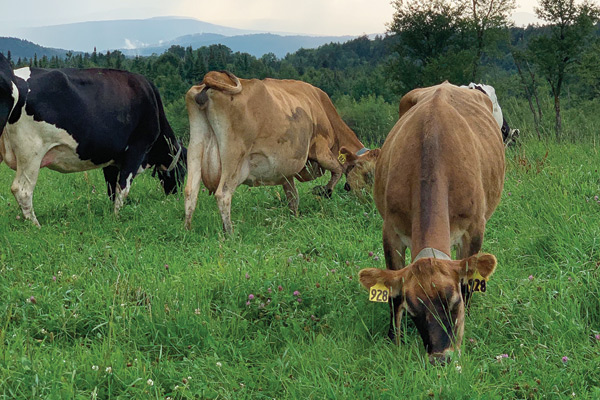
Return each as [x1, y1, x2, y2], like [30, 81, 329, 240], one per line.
[14, 67, 31, 81]
[9, 82, 18, 116]
[1, 111, 113, 173]
[464, 83, 503, 129]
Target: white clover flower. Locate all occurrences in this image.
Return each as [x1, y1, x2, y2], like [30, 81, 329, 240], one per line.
[147, 378, 154, 386]
[92, 365, 99, 371]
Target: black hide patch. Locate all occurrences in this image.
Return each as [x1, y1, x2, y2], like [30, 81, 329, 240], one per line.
[0, 53, 15, 133]
[22, 68, 165, 165]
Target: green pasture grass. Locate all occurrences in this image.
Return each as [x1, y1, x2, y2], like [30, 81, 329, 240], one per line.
[0, 138, 599, 399]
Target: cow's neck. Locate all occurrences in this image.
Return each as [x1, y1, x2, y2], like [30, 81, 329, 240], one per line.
[334, 118, 365, 152]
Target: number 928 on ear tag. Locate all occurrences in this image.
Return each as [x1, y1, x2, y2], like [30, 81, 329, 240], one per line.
[468, 270, 488, 293]
[368, 282, 390, 302]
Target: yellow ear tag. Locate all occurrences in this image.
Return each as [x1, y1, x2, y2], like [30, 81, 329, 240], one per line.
[468, 271, 488, 293]
[338, 151, 347, 164]
[368, 282, 390, 302]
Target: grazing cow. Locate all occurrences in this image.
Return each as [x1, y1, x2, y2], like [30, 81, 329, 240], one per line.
[462, 83, 519, 145]
[340, 147, 381, 199]
[184, 70, 377, 234]
[359, 82, 505, 364]
[0, 61, 186, 226]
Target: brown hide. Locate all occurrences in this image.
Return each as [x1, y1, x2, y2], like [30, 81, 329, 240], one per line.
[184, 71, 375, 233]
[361, 82, 505, 363]
[375, 83, 504, 257]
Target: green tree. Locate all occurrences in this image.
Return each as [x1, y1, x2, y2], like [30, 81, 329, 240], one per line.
[463, 0, 516, 80]
[387, 0, 467, 92]
[528, 0, 600, 140]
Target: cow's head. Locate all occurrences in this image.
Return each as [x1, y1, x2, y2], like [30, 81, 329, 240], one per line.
[155, 142, 187, 195]
[0, 53, 16, 135]
[359, 253, 497, 364]
[339, 146, 380, 195]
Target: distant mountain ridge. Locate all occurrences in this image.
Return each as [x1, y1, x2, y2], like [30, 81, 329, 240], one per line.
[124, 32, 356, 58]
[3, 17, 357, 59]
[0, 37, 72, 61]
[13, 17, 263, 52]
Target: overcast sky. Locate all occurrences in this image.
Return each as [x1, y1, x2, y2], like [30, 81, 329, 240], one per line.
[1, 0, 540, 36]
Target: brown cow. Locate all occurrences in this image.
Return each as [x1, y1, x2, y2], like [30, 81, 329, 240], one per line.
[184, 71, 376, 234]
[358, 82, 505, 364]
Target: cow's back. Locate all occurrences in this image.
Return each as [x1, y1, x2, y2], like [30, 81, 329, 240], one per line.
[17, 68, 159, 165]
[375, 84, 505, 239]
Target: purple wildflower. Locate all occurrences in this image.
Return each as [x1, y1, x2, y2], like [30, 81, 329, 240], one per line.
[293, 290, 300, 297]
[562, 356, 569, 363]
[248, 294, 254, 300]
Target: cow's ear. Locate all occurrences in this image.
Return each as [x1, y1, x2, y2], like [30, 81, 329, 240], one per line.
[359, 268, 406, 297]
[338, 146, 357, 165]
[458, 253, 497, 280]
[366, 148, 381, 160]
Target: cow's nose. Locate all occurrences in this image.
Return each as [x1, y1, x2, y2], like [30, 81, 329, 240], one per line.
[344, 182, 351, 191]
[428, 352, 451, 366]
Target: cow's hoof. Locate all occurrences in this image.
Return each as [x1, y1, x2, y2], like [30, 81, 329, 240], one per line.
[312, 186, 332, 198]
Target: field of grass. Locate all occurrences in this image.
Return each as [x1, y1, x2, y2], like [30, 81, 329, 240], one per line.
[0, 138, 599, 399]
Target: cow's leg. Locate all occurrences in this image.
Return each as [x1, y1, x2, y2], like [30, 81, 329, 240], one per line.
[307, 137, 343, 198]
[209, 116, 248, 235]
[114, 172, 135, 214]
[382, 221, 407, 343]
[11, 159, 42, 227]
[282, 179, 299, 216]
[184, 125, 206, 230]
[215, 183, 236, 235]
[214, 162, 247, 235]
[183, 148, 202, 230]
[103, 166, 119, 202]
[113, 147, 146, 215]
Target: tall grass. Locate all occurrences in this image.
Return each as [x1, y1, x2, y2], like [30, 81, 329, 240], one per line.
[0, 137, 599, 398]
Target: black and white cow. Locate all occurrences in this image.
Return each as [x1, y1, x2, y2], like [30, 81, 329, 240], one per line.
[462, 83, 519, 146]
[0, 53, 186, 226]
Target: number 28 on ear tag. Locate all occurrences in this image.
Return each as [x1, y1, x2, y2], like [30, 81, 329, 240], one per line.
[369, 282, 390, 302]
[468, 271, 488, 293]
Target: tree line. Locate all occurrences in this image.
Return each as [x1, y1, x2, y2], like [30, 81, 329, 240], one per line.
[8, 0, 600, 144]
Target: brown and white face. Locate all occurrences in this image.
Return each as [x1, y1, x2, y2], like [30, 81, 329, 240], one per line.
[339, 147, 380, 194]
[359, 253, 497, 364]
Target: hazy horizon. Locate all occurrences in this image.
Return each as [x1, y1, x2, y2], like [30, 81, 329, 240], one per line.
[1, 0, 541, 37]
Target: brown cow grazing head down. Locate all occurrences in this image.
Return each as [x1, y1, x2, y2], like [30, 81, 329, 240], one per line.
[359, 82, 505, 364]
[360, 253, 497, 364]
[184, 71, 378, 234]
[340, 147, 381, 197]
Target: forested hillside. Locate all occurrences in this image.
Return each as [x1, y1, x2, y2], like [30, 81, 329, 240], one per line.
[6, 1, 600, 145]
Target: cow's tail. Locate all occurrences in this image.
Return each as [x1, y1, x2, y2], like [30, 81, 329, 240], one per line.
[150, 82, 184, 170]
[202, 71, 242, 95]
